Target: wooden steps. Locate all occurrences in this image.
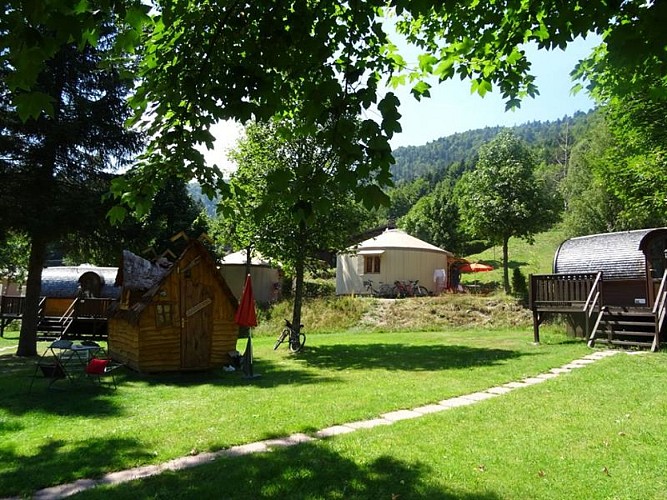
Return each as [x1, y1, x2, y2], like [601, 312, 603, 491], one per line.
[589, 307, 659, 351]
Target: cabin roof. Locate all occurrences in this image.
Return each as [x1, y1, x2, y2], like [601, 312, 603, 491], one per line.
[344, 228, 453, 256]
[41, 266, 120, 298]
[553, 228, 667, 280]
[113, 239, 238, 322]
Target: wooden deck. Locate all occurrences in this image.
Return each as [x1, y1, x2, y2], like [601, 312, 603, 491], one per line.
[0, 295, 114, 340]
[530, 272, 667, 351]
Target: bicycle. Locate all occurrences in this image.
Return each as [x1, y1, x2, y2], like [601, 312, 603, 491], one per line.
[274, 319, 306, 352]
[393, 280, 412, 298]
[409, 280, 430, 297]
[363, 279, 395, 298]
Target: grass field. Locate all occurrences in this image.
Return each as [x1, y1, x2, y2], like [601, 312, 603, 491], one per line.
[1, 323, 596, 498]
[460, 226, 568, 288]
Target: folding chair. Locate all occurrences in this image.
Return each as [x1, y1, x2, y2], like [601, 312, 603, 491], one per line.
[84, 356, 121, 389]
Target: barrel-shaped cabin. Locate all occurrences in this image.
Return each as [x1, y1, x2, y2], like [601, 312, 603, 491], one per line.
[530, 228, 667, 350]
[108, 239, 240, 373]
[0, 265, 118, 339]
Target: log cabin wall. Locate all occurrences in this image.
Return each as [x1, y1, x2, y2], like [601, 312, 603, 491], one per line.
[108, 239, 239, 373]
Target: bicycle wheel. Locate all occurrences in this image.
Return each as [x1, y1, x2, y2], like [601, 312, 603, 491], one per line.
[273, 329, 289, 350]
[289, 333, 306, 353]
[416, 286, 429, 297]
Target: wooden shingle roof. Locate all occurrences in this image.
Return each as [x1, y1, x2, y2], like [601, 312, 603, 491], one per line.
[553, 228, 667, 280]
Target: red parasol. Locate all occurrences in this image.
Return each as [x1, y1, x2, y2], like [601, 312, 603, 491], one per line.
[458, 262, 494, 273]
[235, 274, 257, 327]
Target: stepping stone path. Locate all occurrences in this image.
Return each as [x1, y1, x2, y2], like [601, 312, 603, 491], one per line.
[24, 350, 621, 500]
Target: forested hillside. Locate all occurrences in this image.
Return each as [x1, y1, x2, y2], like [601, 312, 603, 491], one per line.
[390, 110, 593, 183]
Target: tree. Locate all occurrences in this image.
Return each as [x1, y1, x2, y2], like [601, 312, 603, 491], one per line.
[0, 21, 141, 357]
[455, 131, 557, 293]
[58, 178, 209, 266]
[219, 121, 367, 335]
[399, 178, 463, 254]
[0, 232, 30, 291]
[5, 2, 666, 222]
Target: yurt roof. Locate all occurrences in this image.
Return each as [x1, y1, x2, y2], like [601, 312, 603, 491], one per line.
[41, 266, 120, 298]
[220, 250, 275, 267]
[553, 228, 667, 280]
[348, 229, 453, 256]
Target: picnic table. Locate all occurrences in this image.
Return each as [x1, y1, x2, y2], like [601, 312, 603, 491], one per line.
[29, 339, 109, 391]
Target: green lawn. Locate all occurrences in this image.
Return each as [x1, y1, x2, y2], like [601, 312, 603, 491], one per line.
[1, 326, 591, 497]
[2, 322, 666, 499]
[75, 352, 667, 500]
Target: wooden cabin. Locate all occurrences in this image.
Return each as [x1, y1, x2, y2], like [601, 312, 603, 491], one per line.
[108, 239, 239, 373]
[0, 266, 118, 339]
[530, 228, 667, 351]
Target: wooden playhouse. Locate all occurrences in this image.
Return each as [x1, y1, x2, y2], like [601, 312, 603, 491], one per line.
[108, 238, 239, 372]
[530, 228, 667, 351]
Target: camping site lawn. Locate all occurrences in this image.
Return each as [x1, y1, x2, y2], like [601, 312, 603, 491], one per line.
[1, 327, 666, 498]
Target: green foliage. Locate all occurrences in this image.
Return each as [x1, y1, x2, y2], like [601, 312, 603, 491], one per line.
[399, 177, 465, 253]
[456, 130, 559, 292]
[456, 131, 558, 244]
[302, 278, 336, 299]
[511, 267, 528, 304]
[390, 113, 592, 184]
[0, 232, 29, 285]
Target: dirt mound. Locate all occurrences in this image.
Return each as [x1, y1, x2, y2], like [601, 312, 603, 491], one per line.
[358, 294, 532, 331]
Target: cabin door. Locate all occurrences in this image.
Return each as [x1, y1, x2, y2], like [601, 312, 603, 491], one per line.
[645, 235, 667, 307]
[181, 268, 213, 369]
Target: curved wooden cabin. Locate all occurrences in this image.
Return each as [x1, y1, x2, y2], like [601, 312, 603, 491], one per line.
[108, 239, 240, 373]
[0, 266, 118, 339]
[531, 228, 667, 350]
[40, 266, 120, 316]
[553, 228, 667, 307]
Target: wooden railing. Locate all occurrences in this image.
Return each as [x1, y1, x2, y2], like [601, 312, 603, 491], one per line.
[60, 298, 78, 336]
[0, 295, 27, 316]
[530, 272, 603, 343]
[530, 272, 602, 310]
[651, 272, 667, 351]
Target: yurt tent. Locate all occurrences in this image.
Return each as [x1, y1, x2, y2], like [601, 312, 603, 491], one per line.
[108, 239, 239, 373]
[336, 228, 453, 295]
[220, 250, 281, 305]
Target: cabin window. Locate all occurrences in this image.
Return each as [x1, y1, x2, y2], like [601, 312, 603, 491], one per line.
[155, 303, 173, 327]
[364, 255, 381, 274]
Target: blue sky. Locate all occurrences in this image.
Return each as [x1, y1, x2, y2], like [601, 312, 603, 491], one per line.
[386, 35, 600, 149]
[207, 35, 600, 172]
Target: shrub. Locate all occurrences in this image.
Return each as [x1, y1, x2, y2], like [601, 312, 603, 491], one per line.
[511, 267, 528, 304]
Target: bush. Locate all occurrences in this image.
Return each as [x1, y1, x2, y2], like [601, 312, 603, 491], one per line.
[511, 267, 528, 304]
[303, 278, 336, 298]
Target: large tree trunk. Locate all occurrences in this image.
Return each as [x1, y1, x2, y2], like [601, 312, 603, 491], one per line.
[502, 235, 510, 294]
[16, 235, 47, 357]
[291, 221, 307, 336]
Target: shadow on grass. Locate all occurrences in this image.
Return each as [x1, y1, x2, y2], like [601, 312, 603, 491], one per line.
[70, 441, 501, 500]
[0, 437, 152, 498]
[298, 343, 527, 372]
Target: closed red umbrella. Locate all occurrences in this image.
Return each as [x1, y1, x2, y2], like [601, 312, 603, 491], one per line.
[235, 274, 257, 327]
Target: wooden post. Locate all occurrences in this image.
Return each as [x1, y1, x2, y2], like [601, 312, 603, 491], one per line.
[532, 310, 540, 344]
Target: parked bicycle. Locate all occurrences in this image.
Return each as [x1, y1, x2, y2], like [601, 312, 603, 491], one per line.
[409, 280, 430, 297]
[274, 319, 306, 352]
[393, 279, 430, 298]
[393, 280, 412, 298]
[363, 279, 395, 298]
